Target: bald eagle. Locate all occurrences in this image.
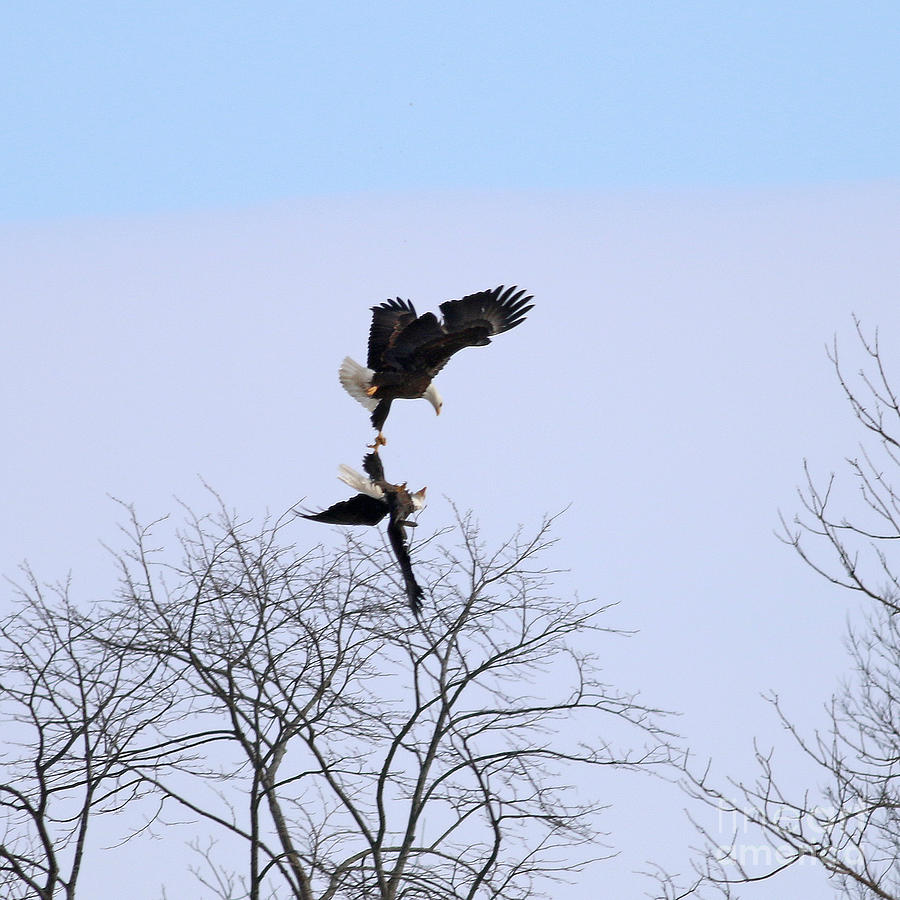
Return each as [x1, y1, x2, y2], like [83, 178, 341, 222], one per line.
[296, 453, 427, 616]
[339, 284, 533, 445]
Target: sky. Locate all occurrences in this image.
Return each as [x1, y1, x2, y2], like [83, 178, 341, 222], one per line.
[2, 2, 899, 219]
[3, 4, 900, 899]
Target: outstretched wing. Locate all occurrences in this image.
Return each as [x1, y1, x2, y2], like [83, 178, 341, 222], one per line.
[297, 494, 387, 526]
[382, 285, 533, 378]
[439, 285, 533, 338]
[367, 298, 418, 369]
[386, 518, 425, 617]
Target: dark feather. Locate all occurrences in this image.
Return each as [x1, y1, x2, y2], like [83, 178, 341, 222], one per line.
[381, 284, 534, 378]
[351, 285, 533, 435]
[298, 494, 387, 526]
[361, 451, 385, 484]
[367, 298, 417, 370]
[380, 312, 446, 370]
[371, 398, 393, 433]
[387, 518, 424, 617]
[438, 285, 533, 336]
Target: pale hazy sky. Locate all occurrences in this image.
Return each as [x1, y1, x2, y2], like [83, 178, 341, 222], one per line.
[3, 4, 900, 898]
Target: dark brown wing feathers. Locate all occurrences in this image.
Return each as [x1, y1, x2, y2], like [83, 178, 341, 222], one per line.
[367, 298, 417, 369]
[379, 312, 445, 370]
[387, 517, 424, 617]
[361, 451, 385, 484]
[438, 285, 533, 336]
[367, 284, 533, 378]
[298, 494, 388, 526]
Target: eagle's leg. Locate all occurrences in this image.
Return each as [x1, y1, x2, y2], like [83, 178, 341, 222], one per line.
[367, 431, 387, 450]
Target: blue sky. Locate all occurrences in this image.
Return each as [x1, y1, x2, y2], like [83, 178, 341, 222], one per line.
[3, 1, 899, 219]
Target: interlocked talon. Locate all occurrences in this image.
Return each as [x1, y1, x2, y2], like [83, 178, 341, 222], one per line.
[367, 432, 387, 450]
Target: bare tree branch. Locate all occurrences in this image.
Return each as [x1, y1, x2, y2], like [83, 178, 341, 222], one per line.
[1, 495, 675, 899]
[655, 320, 900, 900]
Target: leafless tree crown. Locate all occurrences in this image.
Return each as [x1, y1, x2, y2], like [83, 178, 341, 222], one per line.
[1, 501, 673, 900]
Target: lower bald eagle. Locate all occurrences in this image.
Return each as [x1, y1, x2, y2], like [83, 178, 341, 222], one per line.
[339, 284, 533, 445]
[296, 453, 426, 616]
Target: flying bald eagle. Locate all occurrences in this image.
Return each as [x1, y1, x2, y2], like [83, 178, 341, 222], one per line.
[339, 284, 533, 445]
[296, 453, 427, 616]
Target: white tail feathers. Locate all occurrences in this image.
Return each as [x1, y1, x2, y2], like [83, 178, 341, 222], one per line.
[337, 464, 384, 499]
[339, 357, 379, 411]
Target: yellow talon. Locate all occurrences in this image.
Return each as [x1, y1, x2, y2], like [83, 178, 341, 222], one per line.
[365, 386, 379, 397]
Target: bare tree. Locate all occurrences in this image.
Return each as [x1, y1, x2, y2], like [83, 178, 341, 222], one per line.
[656, 319, 900, 900]
[0, 569, 184, 899]
[1, 499, 674, 899]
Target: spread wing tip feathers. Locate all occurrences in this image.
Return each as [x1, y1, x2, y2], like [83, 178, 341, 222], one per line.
[442, 284, 534, 335]
[494, 284, 534, 331]
[370, 284, 534, 335]
[371, 296, 417, 316]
